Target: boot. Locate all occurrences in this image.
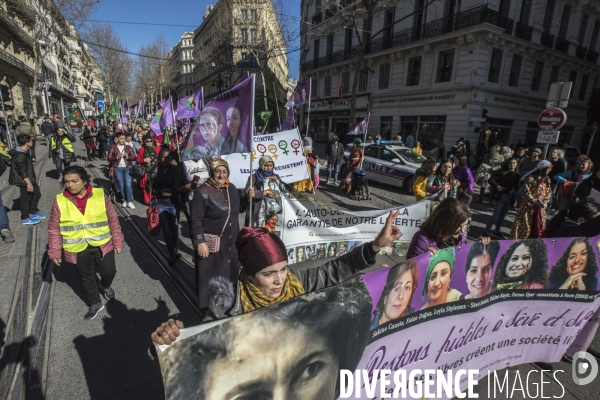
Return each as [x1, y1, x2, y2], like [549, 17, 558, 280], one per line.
[477, 187, 485, 203]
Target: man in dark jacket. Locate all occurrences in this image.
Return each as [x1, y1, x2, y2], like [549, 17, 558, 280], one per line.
[40, 116, 55, 154]
[326, 135, 345, 185]
[8, 134, 45, 225]
[0, 156, 14, 242]
[15, 116, 37, 162]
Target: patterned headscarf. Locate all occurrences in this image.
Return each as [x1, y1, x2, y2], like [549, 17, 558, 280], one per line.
[520, 160, 552, 181]
[238, 269, 305, 313]
[204, 158, 230, 190]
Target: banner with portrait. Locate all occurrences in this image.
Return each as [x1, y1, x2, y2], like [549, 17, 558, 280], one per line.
[156, 235, 600, 399]
[181, 75, 254, 158]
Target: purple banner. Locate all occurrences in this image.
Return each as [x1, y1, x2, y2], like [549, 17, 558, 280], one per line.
[281, 96, 295, 131]
[181, 76, 253, 159]
[176, 88, 204, 120]
[285, 78, 311, 107]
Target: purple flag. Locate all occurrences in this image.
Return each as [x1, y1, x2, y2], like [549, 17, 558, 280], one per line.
[281, 95, 295, 131]
[181, 75, 254, 159]
[347, 113, 371, 136]
[124, 99, 130, 115]
[176, 88, 204, 120]
[150, 97, 168, 135]
[285, 78, 311, 107]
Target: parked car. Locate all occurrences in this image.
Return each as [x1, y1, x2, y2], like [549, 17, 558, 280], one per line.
[343, 142, 427, 195]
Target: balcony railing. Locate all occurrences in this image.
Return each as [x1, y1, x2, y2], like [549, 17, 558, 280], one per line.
[0, 48, 35, 76]
[0, 7, 34, 48]
[301, 5, 514, 72]
[541, 31, 555, 48]
[514, 21, 533, 41]
[586, 50, 599, 64]
[236, 60, 259, 70]
[312, 12, 322, 24]
[555, 37, 569, 54]
[576, 45, 588, 60]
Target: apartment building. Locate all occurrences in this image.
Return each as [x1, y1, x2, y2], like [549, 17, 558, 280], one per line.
[170, 32, 196, 103]
[300, 0, 600, 151]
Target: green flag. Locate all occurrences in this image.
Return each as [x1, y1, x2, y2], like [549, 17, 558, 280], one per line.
[259, 111, 272, 124]
[68, 108, 84, 121]
[266, 82, 276, 100]
[101, 99, 119, 115]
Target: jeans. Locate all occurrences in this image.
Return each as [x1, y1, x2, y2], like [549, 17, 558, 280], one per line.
[74, 246, 116, 305]
[113, 167, 133, 203]
[97, 142, 107, 159]
[327, 163, 340, 182]
[485, 193, 512, 233]
[55, 159, 71, 178]
[0, 192, 9, 229]
[158, 201, 179, 259]
[19, 184, 41, 220]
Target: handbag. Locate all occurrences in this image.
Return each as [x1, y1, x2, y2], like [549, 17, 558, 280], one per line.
[559, 181, 576, 197]
[146, 197, 161, 236]
[131, 164, 146, 179]
[108, 166, 115, 178]
[204, 189, 231, 253]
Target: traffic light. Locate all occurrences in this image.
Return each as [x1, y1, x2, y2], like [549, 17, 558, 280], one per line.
[481, 108, 488, 119]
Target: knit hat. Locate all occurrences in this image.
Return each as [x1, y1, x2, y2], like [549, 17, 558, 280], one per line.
[532, 147, 542, 154]
[142, 134, 153, 143]
[259, 155, 274, 168]
[236, 227, 287, 275]
[421, 248, 456, 302]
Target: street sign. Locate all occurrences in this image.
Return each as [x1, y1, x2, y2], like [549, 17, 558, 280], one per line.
[546, 81, 572, 108]
[97, 101, 105, 110]
[537, 130, 560, 144]
[469, 117, 486, 122]
[37, 82, 47, 90]
[538, 108, 567, 131]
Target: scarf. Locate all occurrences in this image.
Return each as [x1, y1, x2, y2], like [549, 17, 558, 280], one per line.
[496, 281, 523, 290]
[205, 158, 230, 190]
[143, 145, 157, 172]
[256, 167, 274, 183]
[238, 269, 305, 313]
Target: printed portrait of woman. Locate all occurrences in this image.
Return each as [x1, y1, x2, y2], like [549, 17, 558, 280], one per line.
[305, 245, 316, 261]
[296, 246, 306, 263]
[316, 243, 326, 259]
[421, 248, 461, 310]
[460, 241, 501, 300]
[287, 248, 295, 265]
[327, 243, 337, 258]
[492, 240, 549, 290]
[549, 238, 599, 291]
[337, 242, 348, 257]
[371, 260, 419, 330]
[160, 277, 372, 400]
[185, 107, 232, 159]
[225, 103, 248, 153]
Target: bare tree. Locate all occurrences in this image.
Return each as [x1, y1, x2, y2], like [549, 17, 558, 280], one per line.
[82, 22, 132, 102]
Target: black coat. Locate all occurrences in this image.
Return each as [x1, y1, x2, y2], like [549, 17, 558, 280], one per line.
[8, 148, 36, 186]
[40, 121, 54, 136]
[0, 156, 6, 177]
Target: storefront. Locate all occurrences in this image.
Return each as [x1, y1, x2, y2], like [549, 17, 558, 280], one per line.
[484, 117, 513, 148]
[306, 95, 369, 140]
[399, 115, 447, 150]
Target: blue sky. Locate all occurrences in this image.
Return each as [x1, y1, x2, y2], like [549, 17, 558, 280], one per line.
[93, 0, 301, 79]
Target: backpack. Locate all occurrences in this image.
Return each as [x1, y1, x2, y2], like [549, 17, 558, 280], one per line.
[558, 170, 578, 198]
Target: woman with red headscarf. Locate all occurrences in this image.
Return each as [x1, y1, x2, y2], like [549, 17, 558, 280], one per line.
[152, 210, 403, 343]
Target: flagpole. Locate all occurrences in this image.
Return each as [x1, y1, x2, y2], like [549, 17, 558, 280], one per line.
[273, 83, 281, 129]
[305, 78, 311, 139]
[249, 74, 256, 227]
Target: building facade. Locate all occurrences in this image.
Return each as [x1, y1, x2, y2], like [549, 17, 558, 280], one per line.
[300, 0, 600, 151]
[169, 31, 196, 103]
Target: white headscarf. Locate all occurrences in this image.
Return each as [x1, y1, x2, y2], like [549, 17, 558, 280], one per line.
[303, 136, 313, 151]
[520, 160, 551, 181]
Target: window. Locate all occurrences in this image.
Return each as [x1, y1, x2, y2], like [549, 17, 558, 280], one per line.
[569, 70, 578, 98]
[384, 9, 394, 46]
[531, 61, 544, 91]
[241, 9, 248, 21]
[324, 75, 331, 96]
[590, 20, 600, 51]
[358, 70, 368, 91]
[313, 39, 320, 62]
[342, 72, 350, 93]
[519, 0, 531, 24]
[488, 48, 503, 83]
[508, 55, 522, 87]
[549, 65, 560, 89]
[558, 6, 571, 39]
[543, 0, 556, 32]
[379, 63, 390, 89]
[312, 78, 319, 98]
[344, 27, 353, 53]
[250, 29, 257, 43]
[579, 74, 590, 100]
[579, 14, 589, 44]
[250, 9, 257, 21]
[364, 146, 379, 158]
[407, 57, 422, 86]
[241, 29, 248, 42]
[326, 33, 334, 55]
[436, 49, 455, 82]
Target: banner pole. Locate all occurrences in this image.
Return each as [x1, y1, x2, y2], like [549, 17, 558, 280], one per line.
[273, 83, 281, 129]
[305, 78, 311, 138]
[249, 74, 256, 227]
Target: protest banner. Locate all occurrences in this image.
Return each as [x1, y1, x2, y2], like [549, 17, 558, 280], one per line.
[156, 235, 600, 399]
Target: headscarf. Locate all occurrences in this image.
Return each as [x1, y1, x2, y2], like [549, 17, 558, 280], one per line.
[256, 155, 275, 183]
[204, 158, 230, 190]
[421, 248, 456, 303]
[353, 137, 363, 148]
[303, 136, 313, 151]
[520, 160, 551, 181]
[142, 134, 158, 172]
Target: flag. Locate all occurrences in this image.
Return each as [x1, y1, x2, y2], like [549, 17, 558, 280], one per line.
[347, 113, 371, 136]
[150, 97, 167, 134]
[124, 99, 130, 116]
[150, 94, 175, 136]
[281, 100, 295, 131]
[100, 99, 119, 115]
[266, 82, 276, 99]
[259, 111, 272, 124]
[68, 108, 84, 121]
[176, 88, 204, 120]
[285, 78, 311, 107]
[131, 100, 141, 117]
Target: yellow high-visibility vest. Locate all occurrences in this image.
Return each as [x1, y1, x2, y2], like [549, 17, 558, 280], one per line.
[56, 187, 112, 253]
[51, 135, 74, 153]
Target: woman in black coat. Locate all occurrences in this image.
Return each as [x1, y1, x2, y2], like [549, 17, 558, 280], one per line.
[82, 124, 96, 161]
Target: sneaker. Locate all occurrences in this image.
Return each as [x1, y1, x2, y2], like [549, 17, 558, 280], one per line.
[334, 181, 339, 185]
[58, 175, 63, 183]
[127, 202, 136, 209]
[30, 213, 46, 220]
[122, 200, 127, 208]
[1, 228, 15, 243]
[84, 302, 104, 320]
[22, 217, 41, 225]
[100, 285, 115, 301]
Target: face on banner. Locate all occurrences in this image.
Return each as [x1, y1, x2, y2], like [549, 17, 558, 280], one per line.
[181, 77, 253, 160]
[287, 80, 310, 107]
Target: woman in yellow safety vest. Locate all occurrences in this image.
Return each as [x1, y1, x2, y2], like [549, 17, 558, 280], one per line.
[48, 165, 124, 320]
[50, 127, 76, 182]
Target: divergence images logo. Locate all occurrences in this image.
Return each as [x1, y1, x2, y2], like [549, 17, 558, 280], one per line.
[572, 351, 598, 386]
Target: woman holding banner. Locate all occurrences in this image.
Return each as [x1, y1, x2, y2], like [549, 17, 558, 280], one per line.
[492, 240, 549, 290]
[293, 137, 315, 193]
[549, 238, 598, 291]
[245, 155, 281, 227]
[152, 210, 402, 337]
[421, 248, 461, 309]
[371, 260, 419, 329]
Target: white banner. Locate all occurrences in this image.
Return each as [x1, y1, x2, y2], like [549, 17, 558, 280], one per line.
[266, 199, 432, 264]
[221, 128, 310, 188]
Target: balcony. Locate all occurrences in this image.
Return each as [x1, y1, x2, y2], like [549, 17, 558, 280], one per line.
[514, 22, 533, 41]
[555, 37, 569, 54]
[236, 59, 259, 70]
[541, 31, 555, 48]
[586, 50, 599, 64]
[0, 48, 35, 76]
[302, 5, 514, 72]
[0, 7, 34, 48]
[576, 45, 588, 60]
[312, 12, 322, 24]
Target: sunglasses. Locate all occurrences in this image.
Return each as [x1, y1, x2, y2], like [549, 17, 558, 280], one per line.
[144, 140, 153, 143]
